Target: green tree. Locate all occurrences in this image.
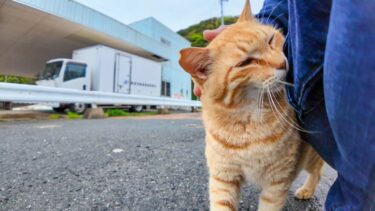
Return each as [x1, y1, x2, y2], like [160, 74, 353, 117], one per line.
[0, 75, 36, 85]
[178, 16, 238, 47]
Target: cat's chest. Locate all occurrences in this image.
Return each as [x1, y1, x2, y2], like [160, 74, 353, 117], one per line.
[206, 132, 291, 183]
[206, 127, 293, 164]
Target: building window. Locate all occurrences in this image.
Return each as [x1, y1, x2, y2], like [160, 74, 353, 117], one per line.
[161, 81, 171, 97]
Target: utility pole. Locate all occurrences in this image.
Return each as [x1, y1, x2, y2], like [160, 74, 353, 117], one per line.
[220, 0, 229, 25]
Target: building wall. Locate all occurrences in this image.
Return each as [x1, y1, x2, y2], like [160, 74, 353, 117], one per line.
[130, 18, 192, 100]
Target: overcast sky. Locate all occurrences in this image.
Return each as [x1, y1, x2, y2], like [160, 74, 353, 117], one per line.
[75, 0, 265, 31]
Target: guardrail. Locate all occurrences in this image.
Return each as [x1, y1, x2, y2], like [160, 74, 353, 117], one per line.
[0, 83, 201, 107]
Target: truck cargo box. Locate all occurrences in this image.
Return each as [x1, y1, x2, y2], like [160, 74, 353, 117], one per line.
[73, 45, 162, 97]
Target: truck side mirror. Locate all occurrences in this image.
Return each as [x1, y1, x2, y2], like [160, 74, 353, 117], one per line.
[45, 72, 52, 80]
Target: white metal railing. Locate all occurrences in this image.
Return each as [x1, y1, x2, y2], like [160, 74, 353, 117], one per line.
[0, 83, 201, 107]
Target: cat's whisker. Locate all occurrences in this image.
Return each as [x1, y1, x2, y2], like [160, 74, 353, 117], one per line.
[267, 88, 300, 130]
[274, 85, 286, 96]
[265, 1, 285, 25]
[273, 86, 284, 101]
[259, 5, 273, 18]
[265, 88, 283, 123]
[268, 88, 313, 133]
[269, 13, 285, 28]
[258, 4, 280, 24]
[274, 89, 318, 134]
[260, 3, 283, 13]
[267, 88, 292, 124]
[268, 89, 298, 124]
[271, 86, 301, 125]
[284, 32, 290, 49]
[276, 80, 295, 87]
[271, 86, 317, 134]
[266, 89, 288, 129]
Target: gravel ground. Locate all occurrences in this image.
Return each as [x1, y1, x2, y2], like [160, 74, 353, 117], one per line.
[0, 114, 337, 211]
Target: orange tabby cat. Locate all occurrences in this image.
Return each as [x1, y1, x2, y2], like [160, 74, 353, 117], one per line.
[179, 1, 324, 211]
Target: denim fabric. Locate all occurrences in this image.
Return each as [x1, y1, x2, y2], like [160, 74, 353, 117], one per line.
[257, 0, 375, 210]
[323, 1, 375, 210]
[256, 0, 289, 34]
[258, 0, 331, 115]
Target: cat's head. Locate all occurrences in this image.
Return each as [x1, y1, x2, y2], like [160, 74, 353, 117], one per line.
[179, 0, 287, 108]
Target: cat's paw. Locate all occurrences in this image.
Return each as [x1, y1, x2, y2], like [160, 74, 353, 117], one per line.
[294, 187, 314, 200]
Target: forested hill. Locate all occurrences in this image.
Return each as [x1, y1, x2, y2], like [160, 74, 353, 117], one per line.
[178, 17, 238, 47]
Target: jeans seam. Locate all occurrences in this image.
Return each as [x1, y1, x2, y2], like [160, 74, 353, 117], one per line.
[297, 64, 324, 108]
[291, 64, 324, 118]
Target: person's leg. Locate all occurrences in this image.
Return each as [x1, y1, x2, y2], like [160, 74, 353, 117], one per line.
[323, 0, 375, 210]
[300, 99, 338, 170]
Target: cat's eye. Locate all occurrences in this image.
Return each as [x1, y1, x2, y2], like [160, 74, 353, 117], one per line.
[235, 57, 255, 68]
[268, 34, 275, 46]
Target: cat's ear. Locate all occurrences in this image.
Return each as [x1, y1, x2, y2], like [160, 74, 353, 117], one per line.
[179, 48, 211, 82]
[238, 0, 253, 22]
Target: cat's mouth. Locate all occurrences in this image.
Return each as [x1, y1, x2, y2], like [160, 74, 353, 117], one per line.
[279, 57, 289, 72]
[268, 58, 289, 90]
[276, 69, 287, 80]
[262, 68, 288, 92]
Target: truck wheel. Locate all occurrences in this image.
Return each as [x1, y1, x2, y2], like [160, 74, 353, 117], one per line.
[130, 105, 144, 113]
[53, 107, 66, 113]
[69, 103, 87, 114]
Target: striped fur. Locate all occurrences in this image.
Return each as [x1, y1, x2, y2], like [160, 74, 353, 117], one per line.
[179, 1, 324, 210]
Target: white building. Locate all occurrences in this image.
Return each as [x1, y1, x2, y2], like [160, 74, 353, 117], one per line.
[0, 0, 192, 100]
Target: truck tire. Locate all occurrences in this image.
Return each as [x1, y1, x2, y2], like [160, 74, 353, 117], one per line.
[53, 106, 66, 113]
[69, 103, 87, 114]
[130, 105, 144, 113]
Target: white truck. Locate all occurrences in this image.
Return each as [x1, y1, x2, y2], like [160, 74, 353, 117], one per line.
[36, 45, 162, 113]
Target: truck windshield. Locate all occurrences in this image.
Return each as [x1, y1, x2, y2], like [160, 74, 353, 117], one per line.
[42, 61, 63, 80]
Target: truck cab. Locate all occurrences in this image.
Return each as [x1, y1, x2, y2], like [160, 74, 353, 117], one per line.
[36, 59, 91, 113]
[36, 58, 91, 91]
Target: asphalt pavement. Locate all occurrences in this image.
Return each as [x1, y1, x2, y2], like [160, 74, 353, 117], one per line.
[0, 113, 337, 211]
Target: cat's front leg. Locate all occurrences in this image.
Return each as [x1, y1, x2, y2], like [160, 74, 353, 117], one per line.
[208, 167, 244, 211]
[257, 182, 291, 211]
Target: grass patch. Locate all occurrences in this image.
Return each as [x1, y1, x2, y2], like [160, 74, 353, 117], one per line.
[49, 114, 62, 120]
[105, 109, 128, 117]
[67, 112, 82, 120]
[105, 109, 158, 117]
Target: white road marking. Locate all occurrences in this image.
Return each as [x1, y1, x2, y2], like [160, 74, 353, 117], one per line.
[112, 148, 124, 153]
[36, 125, 62, 129]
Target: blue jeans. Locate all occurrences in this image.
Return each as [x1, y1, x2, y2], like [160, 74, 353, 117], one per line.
[300, 0, 375, 210]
